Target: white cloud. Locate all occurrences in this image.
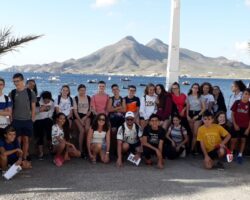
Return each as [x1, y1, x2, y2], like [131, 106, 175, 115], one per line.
[235, 41, 248, 52]
[92, 0, 118, 8]
[245, 0, 250, 6]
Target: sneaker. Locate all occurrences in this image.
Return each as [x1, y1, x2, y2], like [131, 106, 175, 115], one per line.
[180, 149, 186, 158]
[236, 156, 243, 165]
[53, 156, 63, 167]
[214, 161, 225, 170]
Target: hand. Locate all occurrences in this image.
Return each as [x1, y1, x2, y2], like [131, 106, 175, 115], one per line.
[204, 155, 212, 164]
[32, 115, 36, 122]
[193, 115, 199, 120]
[134, 154, 140, 161]
[116, 159, 122, 167]
[187, 116, 192, 121]
[16, 148, 23, 154]
[234, 124, 240, 131]
[219, 143, 226, 149]
[171, 141, 176, 148]
[244, 129, 250, 136]
[89, 153, 94, 161]
[176, 145, 181, 152]
[15, 159, 22, 166]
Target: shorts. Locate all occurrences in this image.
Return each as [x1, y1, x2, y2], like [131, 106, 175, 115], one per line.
[74, 113, 86, 120]
[231, 128, 248, 139]
[188, 110, 202, 121]
[12, 119, 33, 137]
[8, 156, 18, 165]
[109, 115, 124, 129]
[128, 142, 141, 154]
[208, 149, 219, 160]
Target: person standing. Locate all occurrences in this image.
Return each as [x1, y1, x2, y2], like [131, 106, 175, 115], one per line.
[10, 73, 36, 162]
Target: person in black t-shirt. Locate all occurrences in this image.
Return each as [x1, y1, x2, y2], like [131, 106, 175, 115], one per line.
[142, 114, 164, 169]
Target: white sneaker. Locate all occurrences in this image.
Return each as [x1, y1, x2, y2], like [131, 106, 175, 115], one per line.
[180, 149, 186, 158]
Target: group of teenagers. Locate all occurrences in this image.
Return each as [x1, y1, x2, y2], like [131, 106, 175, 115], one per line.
[0, 73, 250, 175]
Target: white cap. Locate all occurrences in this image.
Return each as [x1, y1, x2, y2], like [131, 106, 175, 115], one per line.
[125, 111, 135, 118]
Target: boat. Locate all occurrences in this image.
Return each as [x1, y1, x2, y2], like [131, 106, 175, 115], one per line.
[27, 76, 43, 81]
[48, 76, 60, 82]
[139, 83, 147, 87]
[108, 76, 112, 81]
[120, 77, 131, 81]
[122, 85, 129, 89]
[182, 81, 190, 85]
[87, 79, 98, 84]
[68, 82, 77, 86]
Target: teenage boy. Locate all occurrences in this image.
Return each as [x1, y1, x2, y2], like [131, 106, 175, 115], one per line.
[107, 84, 126, 157]
[0, 126, 23, 173]
[0, 78, 12, 134]
[116, 111, 142, 167]
[124, 85, 140, 124]
[197, 111, 231, 169]
[141, 114, 164, 169]
[91, 81, 109, 115]
[231, 88, 250, 164]
[10, 73, 36, 161]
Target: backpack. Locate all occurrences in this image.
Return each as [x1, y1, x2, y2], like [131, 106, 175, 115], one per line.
[3, 95, 9, 109]
[10, 88, 32, 110]
[121, 123, 140, 141]
[111, 96, 123, 108]
[74, 95, 91, 112]
[57, 95, 73, 107]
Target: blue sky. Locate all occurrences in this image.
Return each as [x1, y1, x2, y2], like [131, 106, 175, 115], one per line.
[0, 0, 250, 69]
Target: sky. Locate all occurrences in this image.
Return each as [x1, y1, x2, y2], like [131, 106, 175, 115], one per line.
[0, 0, 250, 69]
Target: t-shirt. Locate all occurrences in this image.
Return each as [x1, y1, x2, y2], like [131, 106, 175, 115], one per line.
[109, 96, 124, 117]
[187, 95, 204, 111]
[35, 99, 54, 120]
[172, 93, 186, 113]
[168, 125, 187, 145]
[12, 89, 37, 120]
[91, 130, 106, 144]
[201, 94, 215, 110]
[197, 124, 229, 153]
[54, 96, 73, 117]
[139, 95, 157, 120]
[91, 93, 109, 114]
[73, 96, 89, 114]
[0, 139, 20, 160]
[231, 100, 250, 128]
[125, 96, 140, 113]
[51, 124, 64, 145]
[143, 126, 165, 146]
[227, 92, 243, 121]
[0, 94, 12, 128]
[117, 123, 142, 144]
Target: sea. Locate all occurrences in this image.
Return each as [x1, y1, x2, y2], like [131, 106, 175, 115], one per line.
[0, 72, 249, 103]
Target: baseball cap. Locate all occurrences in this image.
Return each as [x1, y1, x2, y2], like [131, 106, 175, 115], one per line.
[125, 111, 135, 118]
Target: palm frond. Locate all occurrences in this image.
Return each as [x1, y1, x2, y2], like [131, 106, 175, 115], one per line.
[0, 27, 43, 57]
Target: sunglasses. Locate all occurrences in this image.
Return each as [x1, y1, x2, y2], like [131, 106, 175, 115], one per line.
[98, 118, 105, 122]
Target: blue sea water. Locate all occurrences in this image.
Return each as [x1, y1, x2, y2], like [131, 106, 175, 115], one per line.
[0, 72, 249, 103]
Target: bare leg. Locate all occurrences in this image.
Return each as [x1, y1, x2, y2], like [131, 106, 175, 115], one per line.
[75, 119, 84, 153]
[0, 154, 8, 171]
[22, 136, 30, 160]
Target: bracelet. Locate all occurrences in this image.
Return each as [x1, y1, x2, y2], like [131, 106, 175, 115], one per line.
[106, 151, 110, 154]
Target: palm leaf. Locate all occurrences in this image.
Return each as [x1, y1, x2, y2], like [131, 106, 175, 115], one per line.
[0, 27, 43, 57]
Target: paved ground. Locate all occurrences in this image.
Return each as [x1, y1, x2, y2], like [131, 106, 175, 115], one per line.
[0, 155, 250, 200]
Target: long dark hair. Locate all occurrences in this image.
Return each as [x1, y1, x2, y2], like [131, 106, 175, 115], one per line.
[26, 79, 38, 96]
[55, 112, 70, 141]
[233, 80, 246, 92]
[213, 85, 225, 101]
[156, 84, 167, 109]
[60, 85, 71, 97]
[91, 113, 110, 132]
[200, 82, 213, 95]
[188, 83, 201, 97]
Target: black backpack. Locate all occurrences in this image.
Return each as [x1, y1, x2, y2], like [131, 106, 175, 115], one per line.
[10, 88, 32, 110]
[121, 123, 140, 140]
[57, 95, 73, 107]
[74, 95, 91, 112]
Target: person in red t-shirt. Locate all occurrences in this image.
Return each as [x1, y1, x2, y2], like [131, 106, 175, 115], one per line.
[231, 88, 250, 164]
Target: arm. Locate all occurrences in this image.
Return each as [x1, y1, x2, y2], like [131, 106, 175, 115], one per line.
[0, 146, 22, 158]
[177, 134, 188, 149]
[139, 97, 146, 119]
[166, 129, 175, 146]
[121, 98, 126, 113]
[141, 136, 158, 152]
[158, 140, 164, 154]
[31, 102, 36, 122]
[231, 111, 239, 130]
[220, 134, 231, 147]
[116, 140, 123, 166]
[0, 107, 12, 116]
[107, 98, 116, 113]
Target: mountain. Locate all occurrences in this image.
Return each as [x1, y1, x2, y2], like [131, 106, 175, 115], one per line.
[4, 36, 250, 78]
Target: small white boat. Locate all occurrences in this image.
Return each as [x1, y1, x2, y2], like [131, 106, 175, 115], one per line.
[108, 76, 112, 81]
[121, 77, 131, 81]
[87, 79, 98, 84]
[182, 81, 190, 86]
[48, 76, 60, 82]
